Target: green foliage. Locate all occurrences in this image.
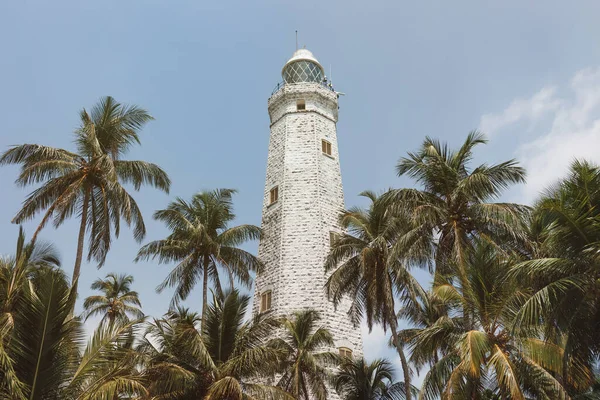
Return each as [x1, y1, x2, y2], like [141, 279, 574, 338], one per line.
[275, 310, 337, 400]
[334, 357, 414, 400]
[325, 190, 426, 400]
[0, 230, 147, 399]
[82, 273, 144, 327]
[136, 188, 262, 324]
[140, 290, 291, 400]
[511, 160, 600, 394]
[3, 115, 600, 400]
[390, 131, 529, 287]
[0, 96, 170, 301]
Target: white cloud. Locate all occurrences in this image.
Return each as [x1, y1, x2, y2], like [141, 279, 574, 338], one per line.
[479, 86, 561, 136]
[480, 67, 600, 203]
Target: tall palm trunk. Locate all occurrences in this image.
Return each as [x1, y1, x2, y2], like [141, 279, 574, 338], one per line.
[452, 225, 473, 330]
[201, 255, 209, 327]
[70, 187, 90, 307]
[390, 318, 412, 400]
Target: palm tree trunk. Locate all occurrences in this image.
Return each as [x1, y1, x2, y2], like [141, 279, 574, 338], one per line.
[201, 255, 209, 327]
[70, 187, 90, 308]
[453, 225, 473, 330]
[390, 319, 412, 400]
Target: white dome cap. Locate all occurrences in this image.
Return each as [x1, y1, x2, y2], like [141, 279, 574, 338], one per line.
[281, 48, 325, 83]
[282, 48, 323, 72]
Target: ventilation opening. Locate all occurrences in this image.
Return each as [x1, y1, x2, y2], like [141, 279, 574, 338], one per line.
[321, 139, 332, 156]
[269, 186, 279, 205]
[260, 290, 272, 312]
[296, 100, 306, 111]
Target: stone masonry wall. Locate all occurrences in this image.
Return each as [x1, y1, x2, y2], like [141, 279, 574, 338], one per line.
[253, 82, 363, 400]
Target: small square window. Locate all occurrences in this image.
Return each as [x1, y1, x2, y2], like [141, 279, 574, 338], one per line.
[339, 347, 353, 359]
[321, 140, 332, 156]
[261, 290, 272, 312]
[296, 100, 306, 111]
[270, 186, 279, 205]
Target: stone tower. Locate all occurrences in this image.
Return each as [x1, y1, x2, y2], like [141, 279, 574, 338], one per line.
[253, 48, 363, 396]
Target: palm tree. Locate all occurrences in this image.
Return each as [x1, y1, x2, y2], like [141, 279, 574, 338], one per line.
[140, 290, 292, 400]
[0, 238, 147, 399]
[139, 307, 211, 399]
[136, 189, 262, 324]
[511, 160, 600, 394]
[415, 241, 568, 399]
[397, 284, 450, 374]
[82, 273, 144, 327]
[325, 191, 428, 400]
[0, 96, 171, 299]
[276, 309, 337, 400]
[0, 227, 61, 398]
[334, 357, 410, 400]
[390, 131, 527, 291]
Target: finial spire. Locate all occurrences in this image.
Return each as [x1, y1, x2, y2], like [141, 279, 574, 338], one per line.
[295, 30, 298, 50]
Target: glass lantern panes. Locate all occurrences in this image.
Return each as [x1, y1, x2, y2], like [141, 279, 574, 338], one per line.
[283, 60, 324, 83]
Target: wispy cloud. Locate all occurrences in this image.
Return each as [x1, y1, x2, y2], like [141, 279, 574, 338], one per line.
[479, 87, 561, 136]
[480, 67, 600, 203]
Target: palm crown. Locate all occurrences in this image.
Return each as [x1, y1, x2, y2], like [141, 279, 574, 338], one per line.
[0, 96, 170, 299]
[414, 241, 567, 399]
[136, 188, 262, 323]
[511, 160, 600, 392]
[140, 290, 292, 400]
[334, 358, 410, 400]
[391, 131, 528, 287]
[276, 309, 337, 400]
[82, 273, 144, 327]
[0, 231, 147, 399]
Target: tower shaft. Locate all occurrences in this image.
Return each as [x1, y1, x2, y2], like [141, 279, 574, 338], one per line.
[253, 50, 363, 400]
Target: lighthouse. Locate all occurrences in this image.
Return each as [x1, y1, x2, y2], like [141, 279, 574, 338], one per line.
[253, 48, 363, 394]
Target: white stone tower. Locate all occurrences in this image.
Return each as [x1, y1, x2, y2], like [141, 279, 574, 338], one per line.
[253, 48, 363, 396]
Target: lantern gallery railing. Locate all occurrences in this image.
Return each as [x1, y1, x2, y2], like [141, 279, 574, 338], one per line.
[270, 81, 336, 96]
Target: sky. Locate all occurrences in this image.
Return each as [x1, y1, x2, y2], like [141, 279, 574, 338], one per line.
[2, 0, 600, 386]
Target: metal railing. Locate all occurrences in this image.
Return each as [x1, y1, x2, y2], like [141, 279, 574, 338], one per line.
[270, 80, 336, 96]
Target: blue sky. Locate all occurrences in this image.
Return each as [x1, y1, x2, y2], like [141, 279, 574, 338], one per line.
[2, 0, 600, 385]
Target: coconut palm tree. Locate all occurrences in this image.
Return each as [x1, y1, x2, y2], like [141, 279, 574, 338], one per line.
[136, 189, 262, 324]
[0, 96, 171, 299]
[0, 227, 61, 399]
[397, 284, 450, 374]
[140, 290, 292, 400]
[325, 191, 428, 400]
[511, 160, 600, 394]
[390, 131, 528, 291]
[275, 309, 337, 400]
[82, 273, 144, 327]
[0, 240, 146, 399]
[415, 241, 568, 400]
[334, 357, 411, 400]
[139, 307, 211, 399]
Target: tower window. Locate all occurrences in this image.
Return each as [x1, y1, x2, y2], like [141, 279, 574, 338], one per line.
[339, 347, 353, 359]
[321, 140, 332, 156]
[269, 186, 279, 204]
[330, 231, 338, 248]
[296, 100, 306, 111]
[261, 290, 272, 312]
